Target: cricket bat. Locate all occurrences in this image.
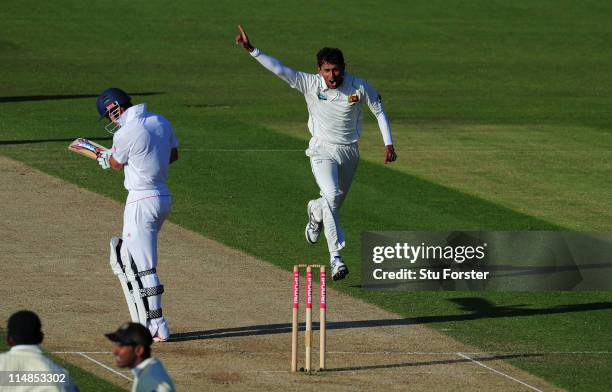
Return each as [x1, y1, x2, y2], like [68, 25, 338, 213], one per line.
[68, 138, 108, 160]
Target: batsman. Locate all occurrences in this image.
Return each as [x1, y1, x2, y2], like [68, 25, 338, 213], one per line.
[96, 88, 179, 342]
[236, 26, 397, 281]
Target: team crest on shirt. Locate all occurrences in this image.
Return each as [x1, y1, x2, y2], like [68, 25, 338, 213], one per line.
[348, 94, 359, 103]
[317, 92, 328, 101]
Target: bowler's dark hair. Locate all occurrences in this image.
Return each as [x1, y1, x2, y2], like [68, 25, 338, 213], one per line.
[142, 345, 151, 358]
[317, 47, 345, 69]
[7, 310, 43, 345]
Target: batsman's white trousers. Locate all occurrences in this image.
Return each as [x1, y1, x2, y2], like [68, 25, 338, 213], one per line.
[306, 137, 359, 255]
[123, 191, 172, 338]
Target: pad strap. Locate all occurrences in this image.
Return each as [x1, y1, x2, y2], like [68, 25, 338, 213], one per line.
[147, 308, 163, 319]
[136, 268, 157, 278]
[137, 285, 165, 298]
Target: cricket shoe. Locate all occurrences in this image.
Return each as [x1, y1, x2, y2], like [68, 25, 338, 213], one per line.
[153, 335, 168, 343]
[330, 257, 349, 281]
[305, 200, 322, 245]
[150, 319, 170, 343]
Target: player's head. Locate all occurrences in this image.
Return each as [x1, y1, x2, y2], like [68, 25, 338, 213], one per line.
[317, 47, 345, 89]
[105, 322, 153, 369]
[7, 310, 44, 346]
[96, 87, 132, 134]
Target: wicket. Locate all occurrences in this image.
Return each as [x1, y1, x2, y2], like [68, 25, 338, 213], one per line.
[291, 264, 326, 372]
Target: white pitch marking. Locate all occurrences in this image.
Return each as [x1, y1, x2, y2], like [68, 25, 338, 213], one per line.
[457, 352, 543, 392]
[16, 146, 608, 154]
[180, 148, 303, 152]
[53, 351, 112, 354]
[53, 350, 612, 355]
[51, 351, 612, 355]
[329, 351, 463, 355]
[78, 352, 132, 382]
[328, 351, 612, 355]
[243, 370, 290, 373]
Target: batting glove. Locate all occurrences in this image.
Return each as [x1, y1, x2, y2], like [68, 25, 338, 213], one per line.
[97, 150, 112, 170]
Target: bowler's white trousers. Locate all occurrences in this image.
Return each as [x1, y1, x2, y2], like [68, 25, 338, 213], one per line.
[306, 137, 359, 257]
[124, 191, 172, 338]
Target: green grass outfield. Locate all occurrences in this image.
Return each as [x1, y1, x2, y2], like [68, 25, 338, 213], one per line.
[2, 1, 611, 390]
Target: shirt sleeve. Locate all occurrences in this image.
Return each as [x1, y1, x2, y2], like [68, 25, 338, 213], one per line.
[250, 48, 315, 94]
[362, 80, 393, 146]
[111, 129, 130, 164]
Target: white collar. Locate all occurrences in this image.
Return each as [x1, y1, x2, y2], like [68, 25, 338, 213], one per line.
[119, 103, 147, 126]
[10, 345, 42, 353]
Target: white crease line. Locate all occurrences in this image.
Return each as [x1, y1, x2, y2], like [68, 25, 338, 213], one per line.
[53, 351, 112, 354]
[328, 351, 612, 355]
[158, 370, 290, 375]
[457, 352, 543, 392]
[243, 370, 290, 373]
[53, 351, 612, 355]
[180, 149, 303, 152]
[77, 352, 132, 382]
[329, 351, 462, 355]
[7, 146, 608, 154]
[121, 148, 612, 153]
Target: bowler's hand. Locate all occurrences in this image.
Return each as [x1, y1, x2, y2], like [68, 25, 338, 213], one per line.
[236, 25, 254, 52]
[384, 145, 397, 164]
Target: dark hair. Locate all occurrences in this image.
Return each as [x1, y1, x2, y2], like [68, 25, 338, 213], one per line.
[317, 47, 345, 69]
[142, 345, 151, 359]
[7, 310, 43, 345]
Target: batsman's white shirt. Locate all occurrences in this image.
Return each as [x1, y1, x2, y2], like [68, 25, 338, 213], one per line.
[250, 48, 393, 146]
[112, 103, 179, 196]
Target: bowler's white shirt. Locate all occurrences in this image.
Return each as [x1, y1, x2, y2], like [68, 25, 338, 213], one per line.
[0, 345, 77, 391]
[112, 104, 179, 195]
[251, 48, 393, 146]
[131, 357, 175, 392]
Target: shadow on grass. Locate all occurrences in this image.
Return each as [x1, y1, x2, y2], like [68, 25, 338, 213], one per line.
[0, 137, 112, 145]
[324, 352, 542, 372]
[0, 91, 164, 103]
[168, 300, 612, 342]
